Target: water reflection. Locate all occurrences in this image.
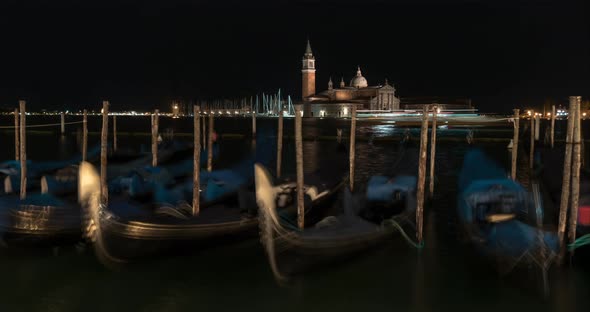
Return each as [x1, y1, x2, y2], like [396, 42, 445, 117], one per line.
[58, 135, 68, 160]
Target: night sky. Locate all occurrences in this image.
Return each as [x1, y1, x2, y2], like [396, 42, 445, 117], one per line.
[0, 0, 588, 113]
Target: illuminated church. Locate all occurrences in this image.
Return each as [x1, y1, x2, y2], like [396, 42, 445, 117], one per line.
[301, 40, 400, 117]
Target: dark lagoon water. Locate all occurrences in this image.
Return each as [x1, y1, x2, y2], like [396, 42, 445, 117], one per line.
[0, 115, 588, 312]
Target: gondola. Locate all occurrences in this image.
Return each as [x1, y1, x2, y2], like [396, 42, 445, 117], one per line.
[78, 159, 347, 265]
[457, 149, 558, 271]
[78, 131, 348, 265]
[0, 141, 218, 247]
[254, 163, 417, 281]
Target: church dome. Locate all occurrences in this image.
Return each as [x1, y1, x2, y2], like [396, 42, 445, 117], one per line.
[350, 66, 368, 88]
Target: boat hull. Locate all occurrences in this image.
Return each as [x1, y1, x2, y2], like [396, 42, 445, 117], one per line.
[265, 227, 390, 275]
[0, 194, 82, 247]
[92, 210, 259, 261]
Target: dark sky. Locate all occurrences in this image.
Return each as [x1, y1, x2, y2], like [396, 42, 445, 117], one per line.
[0, 0, 589, 113]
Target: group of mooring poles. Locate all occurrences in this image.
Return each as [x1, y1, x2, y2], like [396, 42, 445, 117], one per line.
[557, 96, 583, 259]
[288, 103, 359, 229]
[9, 100, 94, 199]
[521, 106, 557, 172]
[321, 105, 431, 245]
[417, 106, 441, 245]
[96, 103, 217, 215]
[509, 97, 582, 260]
[10, 100, 217, 216]
[511, 104, 558, 174]
[12, 100, 64, 200]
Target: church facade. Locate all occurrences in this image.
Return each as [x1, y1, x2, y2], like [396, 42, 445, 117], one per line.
[301, 40, 400, 117]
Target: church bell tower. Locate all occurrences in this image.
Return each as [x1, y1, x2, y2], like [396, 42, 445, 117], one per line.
[301, 39, 316, 101]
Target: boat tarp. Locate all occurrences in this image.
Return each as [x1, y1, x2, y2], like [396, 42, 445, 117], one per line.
[366, 175, 416, 202]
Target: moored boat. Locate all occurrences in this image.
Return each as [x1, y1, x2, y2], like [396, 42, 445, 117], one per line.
[254, 163, 417, 281]
[0, 141, 217, 248]
[78, 158, 346, 266]
[457, 149, 558, 271]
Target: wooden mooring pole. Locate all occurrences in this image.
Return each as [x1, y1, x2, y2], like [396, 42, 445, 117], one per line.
[19, 100, 26, 200]
[100, 101, 109, 206]
[151, 110, 159, 167]
[530, 112, 535, 169]
[582, 128, 586, 169]
[416, 105, 429, 244]
[207, 113, 214, 172]
[551, 105, 556, 148]
[60, 112, 65, 135]
[534, 114, 540, 141]
[511, 109, 520, 180]
[202, 113, 206, 151]
[295, 104, 305, 229]
[113, 115, 117, 152]
[569, 96, 582, 250]
[558, 97, 577, 251]
[14, 108, 19, 161]
[276, 109, 284, 178]
[349, 104, 357, 191]
[429, 106, 438, 196]
[193, 105, 201, 216]
[82, 109, 88, 161]
[252, 103, 257, 137]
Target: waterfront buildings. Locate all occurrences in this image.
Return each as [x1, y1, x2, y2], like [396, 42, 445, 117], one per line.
[300, 40, 476, 117]
[301, 40, 400, 118]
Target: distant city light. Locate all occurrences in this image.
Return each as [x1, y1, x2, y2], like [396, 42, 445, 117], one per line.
[556, 109, 568, 116]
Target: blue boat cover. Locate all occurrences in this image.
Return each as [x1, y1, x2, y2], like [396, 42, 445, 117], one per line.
[0, 145, 101, 178]
[125, 127, 276, 206]
[458, 149, 559, 257]
[366, 175, 417, 202]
